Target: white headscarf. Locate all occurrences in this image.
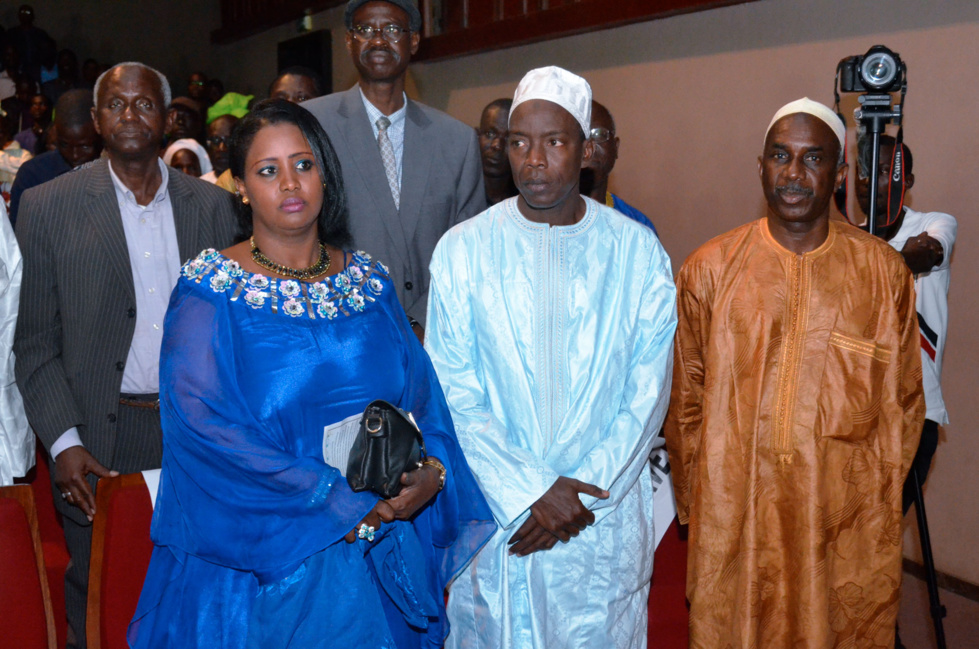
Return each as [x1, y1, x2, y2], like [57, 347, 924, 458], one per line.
[510, 66, 592, 136]
[765, 97, 846, 150]
[163, 138, 213, 176]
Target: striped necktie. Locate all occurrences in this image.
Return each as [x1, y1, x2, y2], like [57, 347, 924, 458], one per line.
[376, 116, 400, 209]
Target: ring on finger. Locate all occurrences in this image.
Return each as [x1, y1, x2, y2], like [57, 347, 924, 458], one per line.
[61, 491, 71, 500]
[357, 523, 376, 542]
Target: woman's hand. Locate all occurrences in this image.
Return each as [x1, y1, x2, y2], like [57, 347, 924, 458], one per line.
[344, 500, 395, 543]
[342, 459, 442, 542]
[383, 460, 442, 520]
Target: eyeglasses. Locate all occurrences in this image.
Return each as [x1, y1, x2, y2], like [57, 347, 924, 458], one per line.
[190, 81, 205, 87]
[350, 23, 410, 44]
[589, 127, 614, 143]
[206, 136, 230, 148]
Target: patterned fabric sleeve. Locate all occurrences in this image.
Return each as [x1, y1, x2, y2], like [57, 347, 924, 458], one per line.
[0, 202, 31, 484]
[426, 235, 560, 529]
[892, 261, 926, 479]
[664, 260, 712, 524]
[565, 239, 676, 521]
[393, 290, 496, 584]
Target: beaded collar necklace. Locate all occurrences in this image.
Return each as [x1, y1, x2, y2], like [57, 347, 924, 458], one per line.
[250, 237, 331, 280]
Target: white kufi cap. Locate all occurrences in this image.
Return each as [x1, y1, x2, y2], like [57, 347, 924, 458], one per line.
[510, 66, 592, 136]
[765, 97, 846, 150]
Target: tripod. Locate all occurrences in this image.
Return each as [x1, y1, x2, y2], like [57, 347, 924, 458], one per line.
[906, 448, 947, 649]
[855, 94, 902, 237]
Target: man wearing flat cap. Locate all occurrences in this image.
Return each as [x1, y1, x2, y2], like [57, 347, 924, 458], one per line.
[426, 66, 677, 648]
[664, 98, 924, 648]
[304, 0, 484, 340]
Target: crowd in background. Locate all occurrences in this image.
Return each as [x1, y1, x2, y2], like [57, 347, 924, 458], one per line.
[0, 3, 285, 213]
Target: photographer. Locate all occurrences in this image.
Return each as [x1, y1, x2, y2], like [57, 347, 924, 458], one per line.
[856, 134, 957, 515]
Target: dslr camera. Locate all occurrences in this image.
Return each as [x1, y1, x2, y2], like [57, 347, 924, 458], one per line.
[838, 45, 905, 93]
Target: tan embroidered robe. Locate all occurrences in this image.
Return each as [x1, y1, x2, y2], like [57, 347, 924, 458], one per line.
[665, 218, 924, 649]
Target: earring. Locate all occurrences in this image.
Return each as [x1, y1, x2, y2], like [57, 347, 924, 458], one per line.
[241, 196, 249, 205]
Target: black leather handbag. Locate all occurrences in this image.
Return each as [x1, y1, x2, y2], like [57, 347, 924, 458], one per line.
[347, 400, 426, 498]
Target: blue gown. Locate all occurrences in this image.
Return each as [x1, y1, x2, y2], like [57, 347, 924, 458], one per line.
[128, 249, 495, 649]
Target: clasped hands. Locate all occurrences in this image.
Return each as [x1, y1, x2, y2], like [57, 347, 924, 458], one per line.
[507, 476, 609, 557]
[344, 459, 443, 543]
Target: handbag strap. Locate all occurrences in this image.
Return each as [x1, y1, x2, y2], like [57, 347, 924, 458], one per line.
[363, 400, 427, 458]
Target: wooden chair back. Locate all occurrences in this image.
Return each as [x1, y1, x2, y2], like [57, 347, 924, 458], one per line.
[0, 484, 58, 649]
[85, 473, 155, 649]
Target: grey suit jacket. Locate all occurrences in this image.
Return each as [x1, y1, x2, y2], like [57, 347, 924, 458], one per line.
[14, 159, 237, 518]
[304, 87, 486, 324]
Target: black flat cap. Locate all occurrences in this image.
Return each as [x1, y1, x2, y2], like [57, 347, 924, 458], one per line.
[344, 0, 422, 33]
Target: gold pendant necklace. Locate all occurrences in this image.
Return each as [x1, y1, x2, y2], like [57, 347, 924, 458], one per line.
[250, 237, 331, 280]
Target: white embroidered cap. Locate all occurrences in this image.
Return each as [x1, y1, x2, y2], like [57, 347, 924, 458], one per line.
[510, 66, 592, 137]
[765, 97, 846, 150]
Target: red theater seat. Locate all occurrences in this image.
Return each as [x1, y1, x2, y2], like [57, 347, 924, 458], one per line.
[27, 447, 70, 649]
[0, 484, 58, 649]
[86, 473, 155, 649]
[648, 518, 689, 649]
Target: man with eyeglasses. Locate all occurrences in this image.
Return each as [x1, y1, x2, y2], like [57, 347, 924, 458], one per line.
[200, 113, 237, 190]
[580, 100, 656, 234]
[304, 0, 485, 342]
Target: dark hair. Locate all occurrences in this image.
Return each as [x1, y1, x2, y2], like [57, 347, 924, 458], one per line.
[229, 98, 350, 247]
[857, 133, 914, 177]
[484, 97, 513, 113]
[591, 100, 616, 133]
[54, 89, 94, 128]
[269, 66, 325, 98]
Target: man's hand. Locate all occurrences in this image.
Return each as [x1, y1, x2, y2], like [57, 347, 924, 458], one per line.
[513, 477, 610, 552]
[54, 447, 118, 521]
[507, 515, 559, 556]
[901, 233, 944, 274]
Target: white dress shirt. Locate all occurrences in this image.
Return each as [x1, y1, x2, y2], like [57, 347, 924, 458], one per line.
[360, 87, 408, 189]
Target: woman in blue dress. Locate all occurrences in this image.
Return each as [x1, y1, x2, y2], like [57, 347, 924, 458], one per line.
[128, 99, 495, 649]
